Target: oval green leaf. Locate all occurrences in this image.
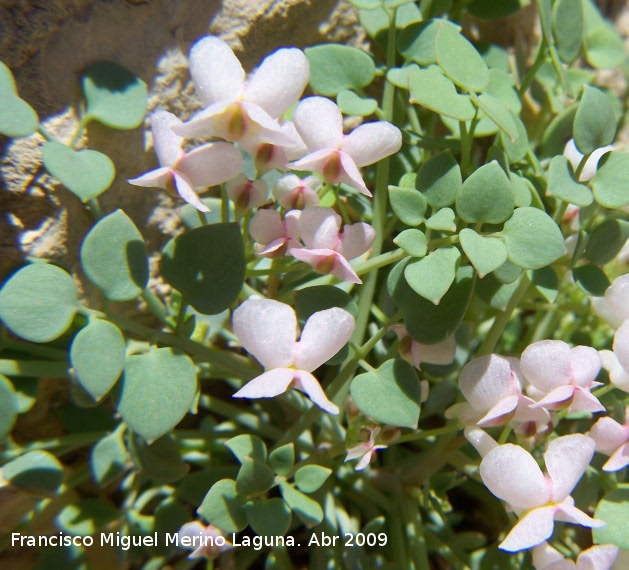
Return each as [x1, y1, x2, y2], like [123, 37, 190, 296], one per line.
[279, 482, 324, 528]
[388, 185, 427, 226]
[0, 62, 38, 137]
[225, 434, 267, 464]
[3, 450, 64, 494]
[246, 498, 292, 537]
[305, 44, 375, 96]
[426, 207, 457, 232]
[409, 67, 476, 121]
[198, 478, 247, 533]
[416, 151, 461, 208]
[236, 457, 275, 496]
[131, 434, 189, 484]
[336, 90, 377, 116]
[90, 429, 129, 486]
[57, 498, 120, 536]
[393, 229, 427, 258]
[573, 85, 616, 155]
[268, 444, 295, 477]
[593, 488, 629, 549]
[295, 465, 333, 494]
[0, 375, 18, 440]
[592, 151, 629, 209]
[405, 246, 460, 305]
[585, 219, 629, 265]
[459, 229, 508, 278]
[546, 155, 593, 207]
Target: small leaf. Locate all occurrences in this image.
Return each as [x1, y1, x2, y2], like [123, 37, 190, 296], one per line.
[295, 286, 358, 322]
[225, 434, 267, 464]
[306, 44, 375, 96]
[295, 465, 333, 494]
[0, 263, 78, 343]
[0, 61, 39, 137]
[388, 185, 427, 226]
[3, 450, 64, 494]
[397, 20, 461, 66]
[162, 223, 245, 315]
[502, 207, 566, 269]
[573, 85, 616, 155]
[553, 0, 584, 63]
[459, 229, 507, 278]
[350, 359, 421, 428]
[592, 151, 629, 209]
[131, 434, 189, 484]
[409, 67, 476, 121]
[477, 274, 522, 311]
[80, 209, 148, 301]
[236, 457, 275, 496]
[0, 375, 18, 440]
[573, 264, 611, 297]
[510, 172, 532, 207]
[493, 260, 523, 284]
[467, 0, 529, 19]
[426, 208, 456, 232]
[593, 488, 629, 549]
[528, 267, 559, 303]
[405, 247, 460, 305]
[82, 61, 148, 129]
[546, 155, 593, 207]
[90, 429, 129, 486]
[70, 319, 125, 401]
[585, 24, 626, 69]
[269, 444, 295, 476]
[386, 65, 418, 89]
[57, 499, 120, 536]
[501, 112, 529, 163]
[487, 69, 521, 113]
[336, 90, 377, 116]
[198, 479, 247, 533]
[456, 161, 514, 224]
[393, 229, 427, 258]
[585, 219, 629, 265]
[416, 151, 461, 208]
[115, 348, 197, 442]
[279, 482, 324, 528]
[42, 141, 115, 202]
[474, 93, 519, 141]
[246, 498, 291, 537]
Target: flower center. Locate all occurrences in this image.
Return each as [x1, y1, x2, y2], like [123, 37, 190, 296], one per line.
[322, 151, 342, 183]
[226, 103, 248, 139]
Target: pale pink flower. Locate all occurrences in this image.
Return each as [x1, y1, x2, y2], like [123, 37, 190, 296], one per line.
[478, 434, 603, 552]
[533, 541, 619, 570]
[240, 121, 308, 172]
[390, 324, 456, 369]
[232, 297, 355, 414]
[289, 206, 375, 284]
[589, 405, 629, 471]
[600, 320, 629, 392]
[226, 174, 268, 216]
[564, 138, 614, 182]
[273, 174, 321, 210]
[249, 209, 300, 257]
[521, 340, 605, 413]
[128, 110, 242, 212]
[174, 36, 309, 147]
[345, 427, 388, 470]
[592, 274, 629, 329]
[290, 96, 402, 196]
[177, 521, 232, 559]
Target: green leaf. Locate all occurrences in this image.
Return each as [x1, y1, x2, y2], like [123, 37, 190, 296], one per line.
[553, 0, 583, 63]
[502, 207, 566, 269]
[115, 348, 197, 442]
[540, 104, 578, 158]
[510, 173, 532, 207]
[416, 151, 461, 208]
[131, 434, 189, 483]
[456, 161, 514, 224]
[435, 23, 489, 92]
[474, 93, 519, 141]
[70, 319, 125, 401]
[546, 156, 593, 207]
[82, 61, 148, 129]
[477, 274, 522, 310]
[80, 209, 148, 301]
[397, 20, 461, 66]
[295, 465, 333, 494]
[493, 260, 523, 284]
[0, 263, 78, 343]
[573, 264, 611, 296]
[295, 286, 358, 321]
[0, 61, 39, 137]
[593, 488, 629, 548]
[393, 229, 427, 258]
[236, 456, 275, 496]
[279, 482, 324, 528]
[501, 112, 529, 163]
[459, 229, 507, 278]
[388, 185, 427, 226]
[405, 247, 460, 305]
[57, 499, 120, 535]
[336, 90, 377, 116]
[592, 151, 629, 209]
[269, 444, 295, 477]
[359, 3, 422, 39]
[225, 434, 267, 464]
[350, 358, 421, 428]
[528, 267, 559, 303]
[408, 67, 476, 121]
[386, 65, 419, 89]
[246, 498, 291, 536]
[467, 0, 529, 19]
[3, 450, 64, 494]
[42, 141, 115, 202]
[90, 429, 129, 486]
[305, 44, 375, 96]
[487, 69, 521, 113]
[162, 223, 245, 315]
[426, 208, 456, 232]
[585, 219, 629, 265]
[0, 375, 18, 440]
[574, 85, 616, 155]
[585, 24, 626, 69]
[198, 479, 247, 533]
[390, 262, 475, 344]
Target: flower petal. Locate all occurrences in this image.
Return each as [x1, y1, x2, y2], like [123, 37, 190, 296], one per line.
[250, 209, 285, 245]
[600, 349, 629, 392]
[338, 151, 371, 196]
[576, 544, 619, 570]
[293, 370, 339, 414]
[464, 426, 498, 458]
[570, 346, 601, 387]
[178, 142, 243, 187]
[173, 100, 231, 139]
[245, 48, 310, 118]
[241, 102, 297, 146]
[564, 138, 614, 182]
[189, 36, 245, 105]
[555, 498, 604, 529]
[532, 542, 565, 569]
[530, 385, 576, 410]
[569, 388, 606, 414]
[337, 222, 375, 260]
[290, 248, 362, 283]
[128, 166, 173, 189]
[589, 416, 629, 454]
[603, 443, 629, 471]
[232, 368, 295, 399]
[172, 171, 210, 212]
[477, 394, 520, 427]
[341, 121, 402, 167]
[499, 506, 556, 552]
[614, 320, 629, 373]
[232, 297, 297, 368]
[592, 274, 629, 329]
[544, 434, 595, 502]
[521, 340, 573, 393]
[415, 336, 457, 366]
[294, 307, 355, 371]
[293, 96, 344, 151]
[297, 206, 342, 250]
[150, 110, 184, 167]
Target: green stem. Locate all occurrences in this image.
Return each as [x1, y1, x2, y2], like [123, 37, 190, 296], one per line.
[1, 431, 106, 461]
[396, 423, 460, 444]
[0, 359, 68, 378]
[141, 288, 168, 323]
[518, 41, 548, 97]
[175, 301, 188, 336]
[221, 184, 230, 223]
[0, 335, 67, 360]
[88, 197, 104, 220]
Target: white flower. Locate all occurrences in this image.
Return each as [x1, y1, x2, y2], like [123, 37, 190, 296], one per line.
[226, 174, 268, 216]
[589, 405, 629, 471]
[177, 521, 232, 559]
[564, 138, 614, 182]
[273, 174, 321, 210]
[532, 541, 619, 570]
[593, 274, 629, 330]
[249, 209, 301, 258]
[390, 324, 456, 369]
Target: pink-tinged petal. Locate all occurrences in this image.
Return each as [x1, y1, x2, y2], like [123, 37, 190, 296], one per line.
[555, 499, 604, 529]
[341, 121, 402, 167]
[530, 385, 576, 410]
[128, 166, 173, 189]
[293, 96, 344, 151]
[564, 139, 614, 182]
[297, 206, 342, 250]
[178, 142, 243, 187]
[446, 402, 483, 425]
[245, 48, 310, 118]
[226, 175, 269, 211]
[273, 174, 321, 210]
[570, 346, 602, 387]
[589, 416, 629, 454]
[346, 441, 373, 462]
[293, 370, 339, 414]
[255, 238, 290, 258]
[172, 171, 210, 212]
[614, 320, 629, 373]
[544, 434, 595, 502]
[480, 444, 550, 510]
[232, 368, 295, 399]
[294, 307, 355, 371]
[232, 297, 297, 368]
[173, 100, 231, 139]
[354, 451, 375, 470]
[477, 394, 520, 427]
[416, 336, 457, 366]
[499, 507, 556, 552]
[592, 274, 629, 329]
[603, 443, 629, 471]
[338, 151, 372, 196]
[512, 396, 551, 424]
[532, 542, 565, 569]
[285, 210, 301, 239]
[464, 426, 498, 457]
[189, 36, 244, 105]
[600, 349, 629, 392]
[290, 149, 336, 178]
[290, 247, 361, 283]
[250, 209, 285, 245]
[576, 544, 619, 570]
[460, 355, 522, 413]
[338, 223, 376, 260]
[235, 101, 295, 147]
[150, 111, 184, 167]
[569, 388, 606, 414]
[521, 340, 572, 393]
